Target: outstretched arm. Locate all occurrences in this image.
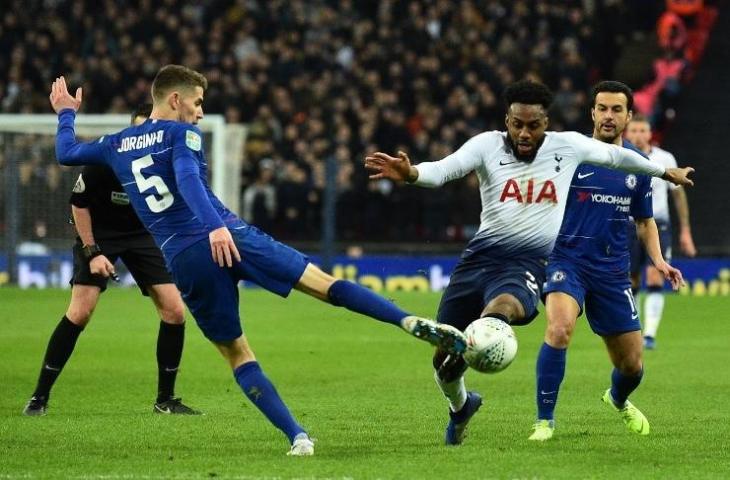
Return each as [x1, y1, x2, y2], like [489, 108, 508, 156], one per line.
[50, 77, 106, 166]
[572, 134, 694, 186]
[365, 134, 486, 188]
[56, 111, 107, 166]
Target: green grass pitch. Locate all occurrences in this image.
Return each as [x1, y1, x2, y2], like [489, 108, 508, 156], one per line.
[1, 287, 728, 479]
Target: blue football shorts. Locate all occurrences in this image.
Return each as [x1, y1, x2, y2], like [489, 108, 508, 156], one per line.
[170, 224, 309, 342]
[544, 255, 641, 336]
[436, 250, 546, 330]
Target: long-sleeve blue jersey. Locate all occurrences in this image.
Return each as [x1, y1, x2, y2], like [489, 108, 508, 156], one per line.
[551, 139, 653, 274]
[56, 109, 240, 264]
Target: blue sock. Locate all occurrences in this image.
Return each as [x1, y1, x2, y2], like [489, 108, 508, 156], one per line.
[327, 280, 409, 327]
[234, 362, 306, 443]
[536, 342, 567, 421]
[610, 368, 643, 408]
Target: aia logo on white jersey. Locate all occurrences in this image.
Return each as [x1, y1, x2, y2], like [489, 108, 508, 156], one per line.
[499, 179, 558, 204]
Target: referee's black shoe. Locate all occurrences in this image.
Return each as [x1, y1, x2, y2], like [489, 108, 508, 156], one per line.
[23, 396, 48, 416]
[153, 397, 202, 415]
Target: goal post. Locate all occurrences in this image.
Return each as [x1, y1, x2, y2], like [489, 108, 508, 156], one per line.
[0, 113, 246, 284]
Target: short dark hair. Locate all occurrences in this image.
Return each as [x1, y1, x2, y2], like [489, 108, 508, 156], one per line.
[151, 65, 208, 103]
[130, 103, 152, 124]
[591, 80, 634, 111]
[503, 80, 554, 111]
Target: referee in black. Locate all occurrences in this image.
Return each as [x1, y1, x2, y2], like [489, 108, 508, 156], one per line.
[24, 104, 200, 416]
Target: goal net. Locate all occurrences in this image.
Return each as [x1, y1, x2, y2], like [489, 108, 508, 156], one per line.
[0, 114, 246, 285]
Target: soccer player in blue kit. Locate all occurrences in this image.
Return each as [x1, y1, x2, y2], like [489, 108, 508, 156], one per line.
[529, 81, 685, 441]
[49, 66, 467, 456]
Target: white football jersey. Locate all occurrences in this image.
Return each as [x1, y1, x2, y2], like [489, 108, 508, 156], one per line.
[648, 146, 679, 223]
[414, 131, 665, 257]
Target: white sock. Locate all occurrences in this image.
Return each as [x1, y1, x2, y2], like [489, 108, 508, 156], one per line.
[643, 292, 665, 338]
[434, 370, 467, 412]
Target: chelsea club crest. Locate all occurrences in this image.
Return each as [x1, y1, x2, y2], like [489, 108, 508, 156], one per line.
[625, 174, 637, 190]
[551, 271, 566, 282]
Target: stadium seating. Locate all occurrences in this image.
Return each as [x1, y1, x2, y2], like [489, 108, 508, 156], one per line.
[0, 0, 712, 243]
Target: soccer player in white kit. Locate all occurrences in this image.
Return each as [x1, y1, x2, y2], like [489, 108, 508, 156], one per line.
[364, 80, 695, 446]
[625, 115, 697, 349]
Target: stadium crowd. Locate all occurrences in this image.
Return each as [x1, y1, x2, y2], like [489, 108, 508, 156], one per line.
[0, 0, 714, 244]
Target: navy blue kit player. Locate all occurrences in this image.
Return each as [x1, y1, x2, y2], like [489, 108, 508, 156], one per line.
[366, 80, 694, 446]
[49, 66, 467, 456]
[529, 81, 685, 441]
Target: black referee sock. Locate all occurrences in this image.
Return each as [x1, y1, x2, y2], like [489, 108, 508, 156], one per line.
[32, 316, 84, 399]
[156, 321, 185, 403]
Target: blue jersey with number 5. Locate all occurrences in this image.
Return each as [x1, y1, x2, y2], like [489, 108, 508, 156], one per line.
[55, 109, 239, 263]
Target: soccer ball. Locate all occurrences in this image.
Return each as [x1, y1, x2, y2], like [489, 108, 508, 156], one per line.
[463, 318, 518, 373]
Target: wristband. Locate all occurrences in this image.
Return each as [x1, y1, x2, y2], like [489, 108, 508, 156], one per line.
[82, 244, 103, 261]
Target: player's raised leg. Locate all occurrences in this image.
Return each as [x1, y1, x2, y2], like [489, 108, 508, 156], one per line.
[23, 285, 100, 416]
[529, 292, 579, 441]
[147, 283, 200, 415]
[170, 238, 313, 454]
[295, 263, 466, 354]
[601, 331, 650, 435]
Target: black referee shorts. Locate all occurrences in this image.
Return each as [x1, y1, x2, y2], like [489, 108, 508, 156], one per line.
[71, 234, 173, 296]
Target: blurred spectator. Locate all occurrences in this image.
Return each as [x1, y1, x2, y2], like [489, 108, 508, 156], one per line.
[0, 0, 684, 244]
[666, 0, 704, 17]
[275, 162, 313, 239]
[633, 50, 690, 130]
[657, 10, 689, 54]
[634, 0, 717, 141]
[241, 158, 277, 233]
